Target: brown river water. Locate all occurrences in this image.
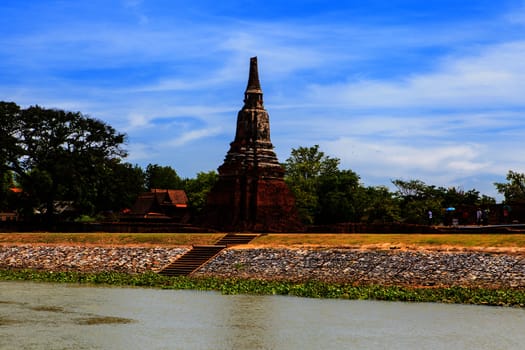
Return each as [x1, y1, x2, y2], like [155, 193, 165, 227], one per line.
[1, 281, 525, 349]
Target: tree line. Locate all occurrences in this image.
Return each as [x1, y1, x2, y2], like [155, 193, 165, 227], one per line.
[1, 102, 524, 225]
[283, 145, 514, 225]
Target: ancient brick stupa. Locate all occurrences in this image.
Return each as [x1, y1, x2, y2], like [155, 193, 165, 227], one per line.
[202, 57, 303, 232]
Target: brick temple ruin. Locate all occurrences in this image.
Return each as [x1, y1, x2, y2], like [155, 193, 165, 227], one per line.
[201, 57, 303, 232]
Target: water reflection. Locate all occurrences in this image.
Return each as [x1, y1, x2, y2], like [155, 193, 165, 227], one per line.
[221, 294, 276, 349]
[1, 281, 525, 349]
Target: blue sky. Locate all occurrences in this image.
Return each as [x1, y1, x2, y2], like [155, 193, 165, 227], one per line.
[2, 0, 525, 201]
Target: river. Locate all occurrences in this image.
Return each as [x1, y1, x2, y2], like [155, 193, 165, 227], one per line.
[1, 281, 524, 349]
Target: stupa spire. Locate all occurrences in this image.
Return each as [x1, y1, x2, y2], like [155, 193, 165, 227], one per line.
[244, 56, 263, 107]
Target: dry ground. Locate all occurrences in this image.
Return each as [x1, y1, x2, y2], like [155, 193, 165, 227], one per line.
[2, 232, 525, 254]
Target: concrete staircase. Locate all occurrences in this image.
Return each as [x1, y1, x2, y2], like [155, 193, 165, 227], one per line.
[214, 233, 260, 246]
[158, 245, 225, 277]
[158, 233, 259, 277]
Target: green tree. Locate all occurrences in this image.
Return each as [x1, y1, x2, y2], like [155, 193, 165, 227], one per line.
[92, 161, 145, 215]
[392, 179, 442, 224]
[0, 170, 16, 211]
[0, 103, 23, 212]
[284, 144, 339, 180]
[392, 179, 491, 224]
[183, 171, 218, 216]
[284, 145, 340, 224]
[479, 194, 496, 206]
[0, 102, 22, 175]
[145, 164, 183, 190]
[316, 169, 361, 224]
[284, 145, 377, 225]
[0, 102, 127, 221]
[440, 187, 482, 208]
[495, 170, 525, 204]
[392, 179, 434, 199]
[359, 186, 401, 223]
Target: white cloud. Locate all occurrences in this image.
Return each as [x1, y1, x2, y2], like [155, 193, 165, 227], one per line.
[125, 114, 150, 130]
[163, 127, 222, 148]
[125, 142, 157, 163]
[306, 41, 525, 109]
[325, 137, 489, 178]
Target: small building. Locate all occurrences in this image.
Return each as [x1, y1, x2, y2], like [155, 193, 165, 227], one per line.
[123, 189, 190, 222]
[0, 212, 18, 222]
[1, 188, 22, 221]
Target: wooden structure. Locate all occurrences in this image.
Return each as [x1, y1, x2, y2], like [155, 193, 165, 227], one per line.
[123, 188, 190, 222]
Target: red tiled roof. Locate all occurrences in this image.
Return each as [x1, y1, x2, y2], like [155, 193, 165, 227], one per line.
[151, 189, 188, 205]
[130, 189, 188, 215]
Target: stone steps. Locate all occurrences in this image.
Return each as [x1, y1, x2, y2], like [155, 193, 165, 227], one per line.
[157, 234, 259, 276]
[214, 233, 260, 246]
[158, 245, 225, 277]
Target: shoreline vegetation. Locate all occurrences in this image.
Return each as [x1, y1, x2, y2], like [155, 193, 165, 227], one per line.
[1, 269, 524, 307]
[2, 233, 525, 307]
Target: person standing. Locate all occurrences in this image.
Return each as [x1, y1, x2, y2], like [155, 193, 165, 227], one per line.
[482, 209, 489, 225]
[427, 210, 433, 226]
[476, 208, 482, 225]
[503, 205, 510, 224]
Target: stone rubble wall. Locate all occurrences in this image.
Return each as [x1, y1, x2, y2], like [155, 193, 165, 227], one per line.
[1, 245, 525, 289]
[0, 245, 187, 273]
[197, 248, 525, 289]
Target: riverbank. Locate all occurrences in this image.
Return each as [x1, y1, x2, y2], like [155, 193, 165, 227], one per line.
[1, 243, 525, 289]
[2, 233, 525, 305]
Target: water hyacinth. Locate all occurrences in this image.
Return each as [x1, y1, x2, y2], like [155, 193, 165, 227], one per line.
[1, 269, 525, 307]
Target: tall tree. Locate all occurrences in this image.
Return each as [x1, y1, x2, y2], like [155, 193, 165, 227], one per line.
[91, 161, 146, 215]
[495, 170, 525, 204]
[285, 150, 400, 225]
[392, 179, 442, 224]
[316, 169, 361, 224]
[392, 179, 491, 224]
[284, 145, 343, 224]
[359, 186, 401, 223]
[1, 102, 127, 221]
[441, 187, 482, 208]
[0, 102, 22, 174]
[183, 171, 218, 216]
[0, 170, 16, 211]
[284, 144, 339, 180]
[145, 164, 183, 190]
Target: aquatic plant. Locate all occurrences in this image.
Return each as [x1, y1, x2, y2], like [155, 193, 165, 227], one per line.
[1, 269, 524, 307]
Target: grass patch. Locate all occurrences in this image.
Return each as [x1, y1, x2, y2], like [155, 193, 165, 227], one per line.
[1, 269, 524, 307]
[255, 233, 525, 249]
[0, 233, 223, 246]
[2, 232, 525, 249]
